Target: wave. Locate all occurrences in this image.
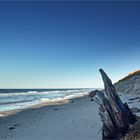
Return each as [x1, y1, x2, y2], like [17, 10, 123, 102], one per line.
[40, 91, 89, 102]
[0, 89, 89, 97]
[64, 92, 89, 99]
[0, 99, 34, 106]
[0, 90, 57, 97]
[0, 89, 93, 112]
[27, 91, 39, 94]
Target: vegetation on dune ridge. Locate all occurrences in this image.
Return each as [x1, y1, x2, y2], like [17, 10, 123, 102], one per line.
[115, 70, 140, 85]
[114, 70, 140, 95]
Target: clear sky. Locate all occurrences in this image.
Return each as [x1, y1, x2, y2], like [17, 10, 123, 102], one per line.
[0, 1, 140, 88]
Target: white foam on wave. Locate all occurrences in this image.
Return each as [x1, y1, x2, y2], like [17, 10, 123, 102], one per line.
[40, 98, 50, 102]
[0, 89, 92, 112]
[40, 97, 65, 102]
[0, 100, 41, 112]
[27, 91, 39, 94]
[40, 91, 89, 103]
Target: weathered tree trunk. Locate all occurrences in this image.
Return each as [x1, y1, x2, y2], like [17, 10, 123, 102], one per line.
[92, 69, 135, 139]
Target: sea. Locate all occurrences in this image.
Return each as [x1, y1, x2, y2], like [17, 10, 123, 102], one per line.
[0, 88, 93, 112]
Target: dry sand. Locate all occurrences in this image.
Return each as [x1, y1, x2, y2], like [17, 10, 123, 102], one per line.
[0, 96, 102, 140]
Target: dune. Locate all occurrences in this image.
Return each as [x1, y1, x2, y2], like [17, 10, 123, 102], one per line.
[115, 70, 140, 95]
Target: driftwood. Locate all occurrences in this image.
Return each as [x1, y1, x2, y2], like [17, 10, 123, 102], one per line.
[89, 90, 98, 101]
[91, 69, 136, 139]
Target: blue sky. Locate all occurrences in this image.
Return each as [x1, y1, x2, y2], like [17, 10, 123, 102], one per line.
[0, 1, 140, 88]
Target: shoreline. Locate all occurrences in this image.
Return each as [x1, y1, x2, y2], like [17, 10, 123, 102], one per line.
[0, 95, 88, 117]
[0, 99, 71, 117]
[0, 96, 102, 140]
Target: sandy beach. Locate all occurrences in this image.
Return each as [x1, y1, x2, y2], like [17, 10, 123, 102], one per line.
[0, 96, 102, 140]
[1, 1, 140, 140]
